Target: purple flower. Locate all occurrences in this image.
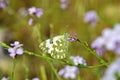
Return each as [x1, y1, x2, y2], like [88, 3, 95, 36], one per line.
[28, 7, 43, 18]
[91, 37, 106, 55]
[114, 41, 120, 55]
[35, 8, 43, 18]
[91, 23, 120, 55]
[0, 0, 9, 9]
[1, 77, 9, 80]
[58, 65, 79, 79]
[70, 56, 87, 66]
[8, 41, 23, 58]
[60, 0, 69, 10]
[28, 7, 37, 15]
[84, 10, 99, 27]
[32, 77, 40, 80]
[102, 58, 120, 80]
[28, 18, 34, 25]
[28, 7, 43, 25]
[68, 32, 79, 42]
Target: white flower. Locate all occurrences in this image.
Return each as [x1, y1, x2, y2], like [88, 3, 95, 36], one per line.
[58, 65, 79, 79]
[70, 56, 87, 66]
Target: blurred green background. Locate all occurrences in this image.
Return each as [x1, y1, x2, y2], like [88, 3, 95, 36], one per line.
[0, 0, 120, 80]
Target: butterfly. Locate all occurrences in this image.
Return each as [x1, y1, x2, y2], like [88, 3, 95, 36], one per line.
[39, 33, 69, 59]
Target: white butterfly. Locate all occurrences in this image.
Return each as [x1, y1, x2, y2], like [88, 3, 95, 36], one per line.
[39, 34, 69, 59]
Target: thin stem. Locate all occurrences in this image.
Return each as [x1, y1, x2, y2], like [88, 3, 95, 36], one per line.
[10, 58, 16, 80]
[40, 65, 47, 80]
[85, 63, 108, 69]
[0, 42, 109, 69]
[78, 40, 108, 67]
[49, 62, 61, 80]
[25, 66, 29, 80]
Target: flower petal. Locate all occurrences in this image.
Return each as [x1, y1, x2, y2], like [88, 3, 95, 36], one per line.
[16, 48, 23, 55]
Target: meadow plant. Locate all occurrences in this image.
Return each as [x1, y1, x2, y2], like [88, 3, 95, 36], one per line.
[0, 32, 108, 80]
[0, 0, 120, 80]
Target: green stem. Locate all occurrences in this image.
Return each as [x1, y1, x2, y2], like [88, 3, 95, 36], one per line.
[78, 40, 108, 67]
[0, 42, 108, 70]
[10, 58, 16, 80]
[25, 66, 29, 80]
[49, 62, 61, 80]
[40, 65, 47, 80]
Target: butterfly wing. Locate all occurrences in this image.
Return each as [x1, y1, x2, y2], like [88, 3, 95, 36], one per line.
[39, 34, 68, 59]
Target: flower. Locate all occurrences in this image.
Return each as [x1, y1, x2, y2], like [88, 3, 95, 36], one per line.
[32, 77, 40, 80]
[28, 7, 37, 15]
[27, 7, 43, 25]
[91, 23, 120, 56]
[68, 32, 79, 42]
[60, 0, 69, 10]
[102, 58, 120, 80]
[70, 56, 87, 66]
[0, 0, 9, 9]
[28, 7, 43, 18]
[28, 18, 34, 26]
[84, 10, 99, 27]
[91, 37, 106, 55]
[1, 77, 9, 80]
[58, 65, 79, 79]
[8, 41, 23, 58]
[35, 8, 43, 18]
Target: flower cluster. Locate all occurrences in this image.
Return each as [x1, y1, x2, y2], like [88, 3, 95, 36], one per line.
[84, 10, 99, 27]
[8, 41, 24, 58]
[91, 24, 120, 55]
[58, 56, 86, 79]
[70, 56, 87, 66]
[58, 65, 79, 79]
[28, 7, 43, 25]
[102, 58, 120, 80]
